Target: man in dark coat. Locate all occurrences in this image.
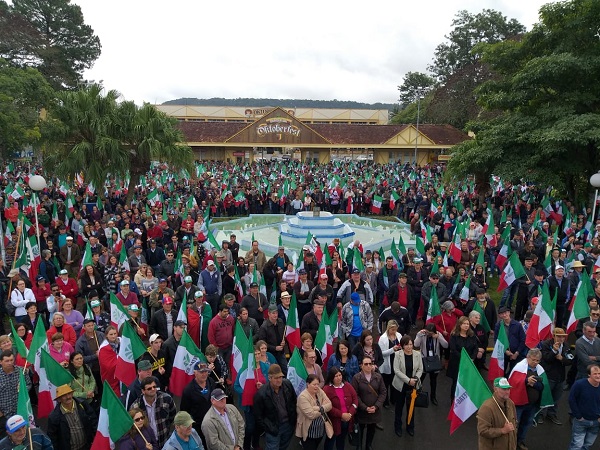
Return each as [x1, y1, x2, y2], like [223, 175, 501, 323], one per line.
[47, 384, 97, 450]
[253, 364, 297, 450]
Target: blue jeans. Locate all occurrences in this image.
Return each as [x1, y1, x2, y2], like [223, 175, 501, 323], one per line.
[265, 421, 293, 450]
[569, 418, 600, 450]
[516, 404, 536, 444]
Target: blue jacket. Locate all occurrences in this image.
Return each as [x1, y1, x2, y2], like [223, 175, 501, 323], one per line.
[327, 354, 360, 382]
[162, 429, 204, 450]
[494, 320, 527, 357]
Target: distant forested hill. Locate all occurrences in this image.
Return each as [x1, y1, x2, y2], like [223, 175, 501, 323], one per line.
[162, 97, 394, 110]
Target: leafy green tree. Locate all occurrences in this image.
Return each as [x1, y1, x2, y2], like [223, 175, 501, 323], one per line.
[43, 85, 194, 204]
[0, 59, 54, 157]
[428, 9, 525, 84]
[394, 9, 525, 129]
[396, 71, 436, 109]
[446, 0, 600, 201]
[1, 0, 101, 89]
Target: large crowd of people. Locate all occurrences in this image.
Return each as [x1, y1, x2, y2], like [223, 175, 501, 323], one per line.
[0, 160, 599, 450]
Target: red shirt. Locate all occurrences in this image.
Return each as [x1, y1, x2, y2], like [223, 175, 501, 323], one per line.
[397, 285, 409, 308]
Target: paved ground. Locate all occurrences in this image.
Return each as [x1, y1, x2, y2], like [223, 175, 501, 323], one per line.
[285, 370, 574, 450]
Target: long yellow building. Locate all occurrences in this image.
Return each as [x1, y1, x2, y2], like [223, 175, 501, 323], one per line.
[157, 105, 468, 164]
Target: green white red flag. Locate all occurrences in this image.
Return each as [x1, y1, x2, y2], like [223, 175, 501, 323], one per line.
[17, 369, 35, 427]
[170, 330, 205, 396]
[426, 284, 441, 323]
[110, 293, 129, 330]
[315, 309, 333, 367]
[525, 282, 556, 349]
[494, 226, 512, 269]
[239, 330, 258, 406]
[508, 359, 554, 408]
[497, 252, 525, 291]
[91, 381, 134, 450]
[287, 348, 308, 396]
[488, 319, 509, 381]
[448, 348, 491, 434]
[371, 195, 383, 214]
[285, 292, 301, 350]
[231, 320, 249, 383]
[115, 321, 148, 386]
[567, 273, 593, 334]
[38, 348, 74, 417]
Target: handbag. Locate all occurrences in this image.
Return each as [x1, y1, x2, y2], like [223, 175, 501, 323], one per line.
[323, 413, 334, 439]
[423, 355, 442, 373]
[414, 389, 429, 408]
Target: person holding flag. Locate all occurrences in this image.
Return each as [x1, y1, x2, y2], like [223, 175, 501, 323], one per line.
[476, 377, 517, 450]
[0, 415, 53, 450]
[508, 348, 550, 450]
[447, 316, 479, 402]
[495, 306, 527, 376]
[0, 350, 31, 438]
[536, 327, 572, 426]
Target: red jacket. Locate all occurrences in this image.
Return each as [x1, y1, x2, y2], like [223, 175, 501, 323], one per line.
[146, 225, 163, 242]
[431, 309, 464, 339]
[99, 342, 120, 396]
[323, 382, 358, 435]
[55, 277, 79, 300]
[207, 314, 235, 349]
[117, 291, 139, 307]
[33, 284, 51, 303]
[46, 323, 77, 347]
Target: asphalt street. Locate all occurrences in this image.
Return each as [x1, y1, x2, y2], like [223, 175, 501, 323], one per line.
[285, 370, 574, 450]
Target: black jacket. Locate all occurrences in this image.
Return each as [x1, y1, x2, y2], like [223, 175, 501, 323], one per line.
[162, 334, 180, 381]
[253, 379, 298, 435]
[406, 266, 429, 295]
[149, 309, 179, 341]
[300, 311, 321, 340]
[47, 398, 97, 449]
[180, 378, 216, 434]
[257, 318, 286, 356]
[547, 275, 572, 306]
[386, 282, 415, 312]
[540, 338, 573, 382]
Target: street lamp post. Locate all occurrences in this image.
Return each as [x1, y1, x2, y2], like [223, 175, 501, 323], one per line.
[590, 170, 600, 226]
[413, 88, 427, 166]
[28, 175, 47, 253]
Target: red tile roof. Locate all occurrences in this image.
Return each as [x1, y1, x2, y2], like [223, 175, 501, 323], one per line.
[178, 122, 246, 143]
[177, 121, 469, 146]
[310, 124, 406, 145]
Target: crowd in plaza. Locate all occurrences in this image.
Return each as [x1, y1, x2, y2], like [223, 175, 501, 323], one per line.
[0, 160, 600, 450]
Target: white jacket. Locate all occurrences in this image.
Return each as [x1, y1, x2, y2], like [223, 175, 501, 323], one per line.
[378, 331, 403, 374]
[11, 287, 36, 317]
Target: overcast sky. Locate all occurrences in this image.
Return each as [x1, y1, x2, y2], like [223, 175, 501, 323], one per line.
[74, 0, 550, 106]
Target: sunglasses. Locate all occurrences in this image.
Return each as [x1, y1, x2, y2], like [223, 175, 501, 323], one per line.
[134, 416, 144, 422]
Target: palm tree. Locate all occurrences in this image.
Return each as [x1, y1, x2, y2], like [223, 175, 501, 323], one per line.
[117, 101, 193, 204]
[43, 84, 193, 204]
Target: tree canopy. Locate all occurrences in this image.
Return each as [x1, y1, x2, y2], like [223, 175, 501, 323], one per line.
[0, 0, 101, 89]
[392, 9, 526, 129]
[0, 58, 55, 158]
[43, 85, 194, 203]
[445, 0, 600, 201]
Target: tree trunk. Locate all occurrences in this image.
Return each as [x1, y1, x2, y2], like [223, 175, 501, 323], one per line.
[126, 172, 141, 206]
